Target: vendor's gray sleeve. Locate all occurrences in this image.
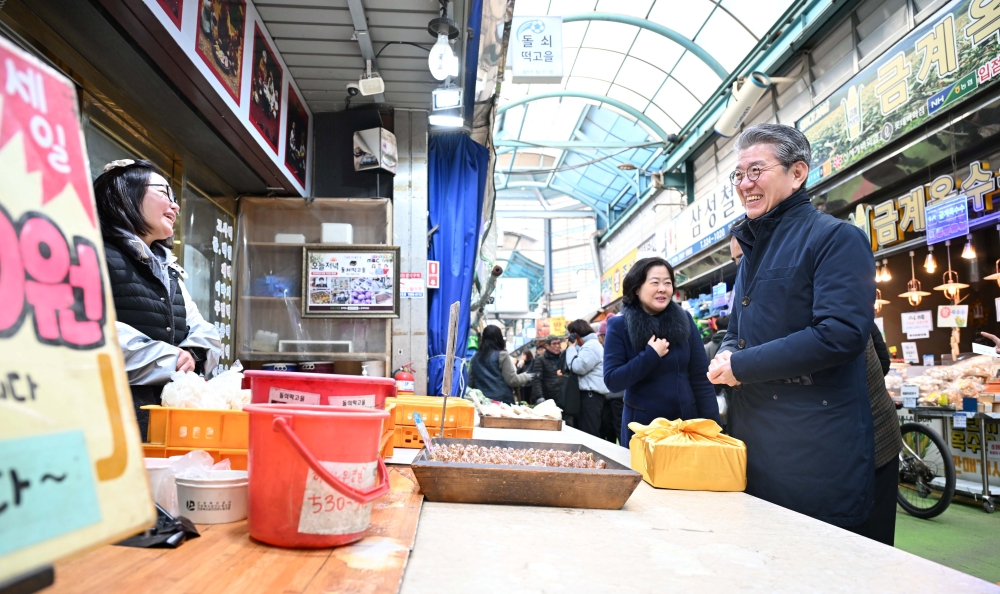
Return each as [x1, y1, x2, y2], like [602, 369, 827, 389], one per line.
[116, 321, 179, 385]
[177, 279, 223, 376]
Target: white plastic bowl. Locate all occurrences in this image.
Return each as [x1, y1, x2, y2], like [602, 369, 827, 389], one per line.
[175, 470, 249, 524]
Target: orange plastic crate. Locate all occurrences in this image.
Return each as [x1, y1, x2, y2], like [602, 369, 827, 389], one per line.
[393, 425, 473, 448]
[380, 402, 396, 458]
[142, 405, 249, 450]
[141, 444, 248, 470]
[390, 396, 475, 429]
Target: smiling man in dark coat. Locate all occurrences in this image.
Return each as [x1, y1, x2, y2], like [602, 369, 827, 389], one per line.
[707, 123, 877, 533]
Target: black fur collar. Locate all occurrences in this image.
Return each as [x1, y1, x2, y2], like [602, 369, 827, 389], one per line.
[621, 301, 691, 354]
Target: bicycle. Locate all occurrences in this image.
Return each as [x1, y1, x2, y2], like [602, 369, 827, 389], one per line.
[897, 422, 956, 519]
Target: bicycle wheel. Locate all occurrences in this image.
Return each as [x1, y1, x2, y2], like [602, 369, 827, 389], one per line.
[897, 422, 955, 519]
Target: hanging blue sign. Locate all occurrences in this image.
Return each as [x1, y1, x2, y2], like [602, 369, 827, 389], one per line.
[925, 195, 969, 245]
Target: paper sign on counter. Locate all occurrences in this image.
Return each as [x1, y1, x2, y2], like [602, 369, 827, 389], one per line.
[901, 385, 919, 409]
[972, 343, 999, 357]
[901, 342, 919, 363]
[923, 354, 935, 366]
[954, 413, 968, 429]
[0, 432, 103, 556]
[906, 330, 930, 340]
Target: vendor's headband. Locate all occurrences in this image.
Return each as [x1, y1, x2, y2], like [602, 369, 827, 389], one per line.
[102, 159, 135, 172]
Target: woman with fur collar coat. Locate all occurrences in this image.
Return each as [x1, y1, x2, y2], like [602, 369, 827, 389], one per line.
[603, 257, 721, 446]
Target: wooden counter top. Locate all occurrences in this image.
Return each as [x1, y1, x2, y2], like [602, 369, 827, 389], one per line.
[48, 467, 422, 594]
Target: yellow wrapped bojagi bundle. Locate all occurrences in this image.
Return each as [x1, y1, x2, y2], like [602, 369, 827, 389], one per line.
[628, 418, 747, 492]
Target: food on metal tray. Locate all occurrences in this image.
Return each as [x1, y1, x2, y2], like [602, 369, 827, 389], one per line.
[429, 444, 607, 469]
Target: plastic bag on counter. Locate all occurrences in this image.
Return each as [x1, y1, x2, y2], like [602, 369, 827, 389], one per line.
[206, 360, 251, 411]
[628, 418, 746, 492]
[160, 360, 249, 410]
[150, 451, 230, 516]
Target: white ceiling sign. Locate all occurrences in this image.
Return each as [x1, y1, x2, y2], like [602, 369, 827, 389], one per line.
[511, 17, 563, 84]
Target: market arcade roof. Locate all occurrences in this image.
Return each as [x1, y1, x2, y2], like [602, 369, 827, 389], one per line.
[495, 0, 797, 219]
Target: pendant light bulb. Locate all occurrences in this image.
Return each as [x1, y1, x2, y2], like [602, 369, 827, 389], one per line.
[875, 263, 882, 283]
[428, 34, 454, 81]
[881, 258, 891, 281]
[962, 234, 976, 259]
[924, 246, 937, 273]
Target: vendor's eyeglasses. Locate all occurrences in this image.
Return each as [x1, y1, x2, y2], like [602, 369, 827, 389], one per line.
[147, 183, 177, 204]
[730, 163, 782, 186]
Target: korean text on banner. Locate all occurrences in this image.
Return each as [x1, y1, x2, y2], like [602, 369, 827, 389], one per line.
[798, 0, 1000, 187]
[0, 37, 155, 583]
[667, 182, 745, 266]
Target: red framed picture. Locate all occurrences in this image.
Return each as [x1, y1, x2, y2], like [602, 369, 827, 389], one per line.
[248, 24, 283, 153]
[195, 0, 246, 104]
[284, 86, 309, 186]
[154, 0, 183, 29]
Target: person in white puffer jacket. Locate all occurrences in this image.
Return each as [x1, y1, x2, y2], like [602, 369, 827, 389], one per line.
[564, 319, 609, 437]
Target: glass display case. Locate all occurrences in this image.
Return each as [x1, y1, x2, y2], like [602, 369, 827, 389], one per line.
[235, 198, 394, 375]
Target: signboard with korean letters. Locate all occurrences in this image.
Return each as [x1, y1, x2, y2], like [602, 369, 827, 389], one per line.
[845, 157, 999, 253]
[511, 17, 563, 84]
[667, 182, 745, 266]
[0, 37, 155, 582]
[798, 0, 1000, 188]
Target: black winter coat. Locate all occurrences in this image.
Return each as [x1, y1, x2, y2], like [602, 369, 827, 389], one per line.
[724, 189, 876, 528]
[531, 349, 565, 403]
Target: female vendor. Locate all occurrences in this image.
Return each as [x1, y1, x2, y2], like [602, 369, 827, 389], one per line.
[93, 159, 222, 439]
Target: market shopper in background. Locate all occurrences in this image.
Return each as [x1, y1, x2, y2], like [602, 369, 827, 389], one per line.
[93, 159, 222, 440]
[564, 319, 609, 436]
[468, 326, 533, 404]
[604, 257, 721, 446]
[531, 338, 566, 405]
[858, 324, 903, 545]
[597, 316, 625, 443]
[707, 123, 877, 532]
[516, 350, 535, 403]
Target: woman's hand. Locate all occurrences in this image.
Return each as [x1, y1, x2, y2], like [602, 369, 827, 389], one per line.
[176, 348, 196, 373]
[648, 335, 669, 357]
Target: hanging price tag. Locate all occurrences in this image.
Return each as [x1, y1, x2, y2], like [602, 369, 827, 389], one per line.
[901, 384, 918, 409]
[954, 413, 968, 429]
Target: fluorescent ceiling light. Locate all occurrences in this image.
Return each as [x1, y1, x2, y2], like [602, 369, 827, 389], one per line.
[432, 86, 463, 110]
[429, 114, 464, 127]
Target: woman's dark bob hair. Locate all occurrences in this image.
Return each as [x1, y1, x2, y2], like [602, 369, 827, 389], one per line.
[478, 325, 506, 358]
[93, 159, 172, 247]
[566, 319, 594, 338]
[621, 257, 676, 307]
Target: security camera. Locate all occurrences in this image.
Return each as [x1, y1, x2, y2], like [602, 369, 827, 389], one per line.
[346, 83, 360, 96]
[714, 72, 772, 138]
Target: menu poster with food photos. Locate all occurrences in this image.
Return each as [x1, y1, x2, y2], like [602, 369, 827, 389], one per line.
[302, 246, 399, 318]
[140, 0, 312, 196]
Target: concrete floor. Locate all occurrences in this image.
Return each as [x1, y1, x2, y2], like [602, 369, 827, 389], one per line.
[895, 498, 1000, 583]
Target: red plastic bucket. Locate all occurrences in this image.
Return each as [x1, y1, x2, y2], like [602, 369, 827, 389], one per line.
[243, 370, 396, 409]
[244, 403, 390, 548]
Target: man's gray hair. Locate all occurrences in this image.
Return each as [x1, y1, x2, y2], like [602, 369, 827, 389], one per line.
[733, 123, 811, 169]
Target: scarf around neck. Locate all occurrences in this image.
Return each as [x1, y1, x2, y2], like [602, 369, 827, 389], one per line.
[621, 301, 691, 355]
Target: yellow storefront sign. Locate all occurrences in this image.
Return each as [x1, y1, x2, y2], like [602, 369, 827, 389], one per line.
[600, 248, 637, 307]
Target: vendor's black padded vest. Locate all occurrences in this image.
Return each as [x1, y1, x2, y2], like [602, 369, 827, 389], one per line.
[103, 240, 188, 345]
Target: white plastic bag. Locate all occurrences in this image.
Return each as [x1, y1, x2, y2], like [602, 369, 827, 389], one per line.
[150, 451, 230, 516]
[206, 360, 250, 411]
[160, 360, 246, 410]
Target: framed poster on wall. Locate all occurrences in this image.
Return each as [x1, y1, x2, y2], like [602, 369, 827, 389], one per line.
[302, 246, 400, 318]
